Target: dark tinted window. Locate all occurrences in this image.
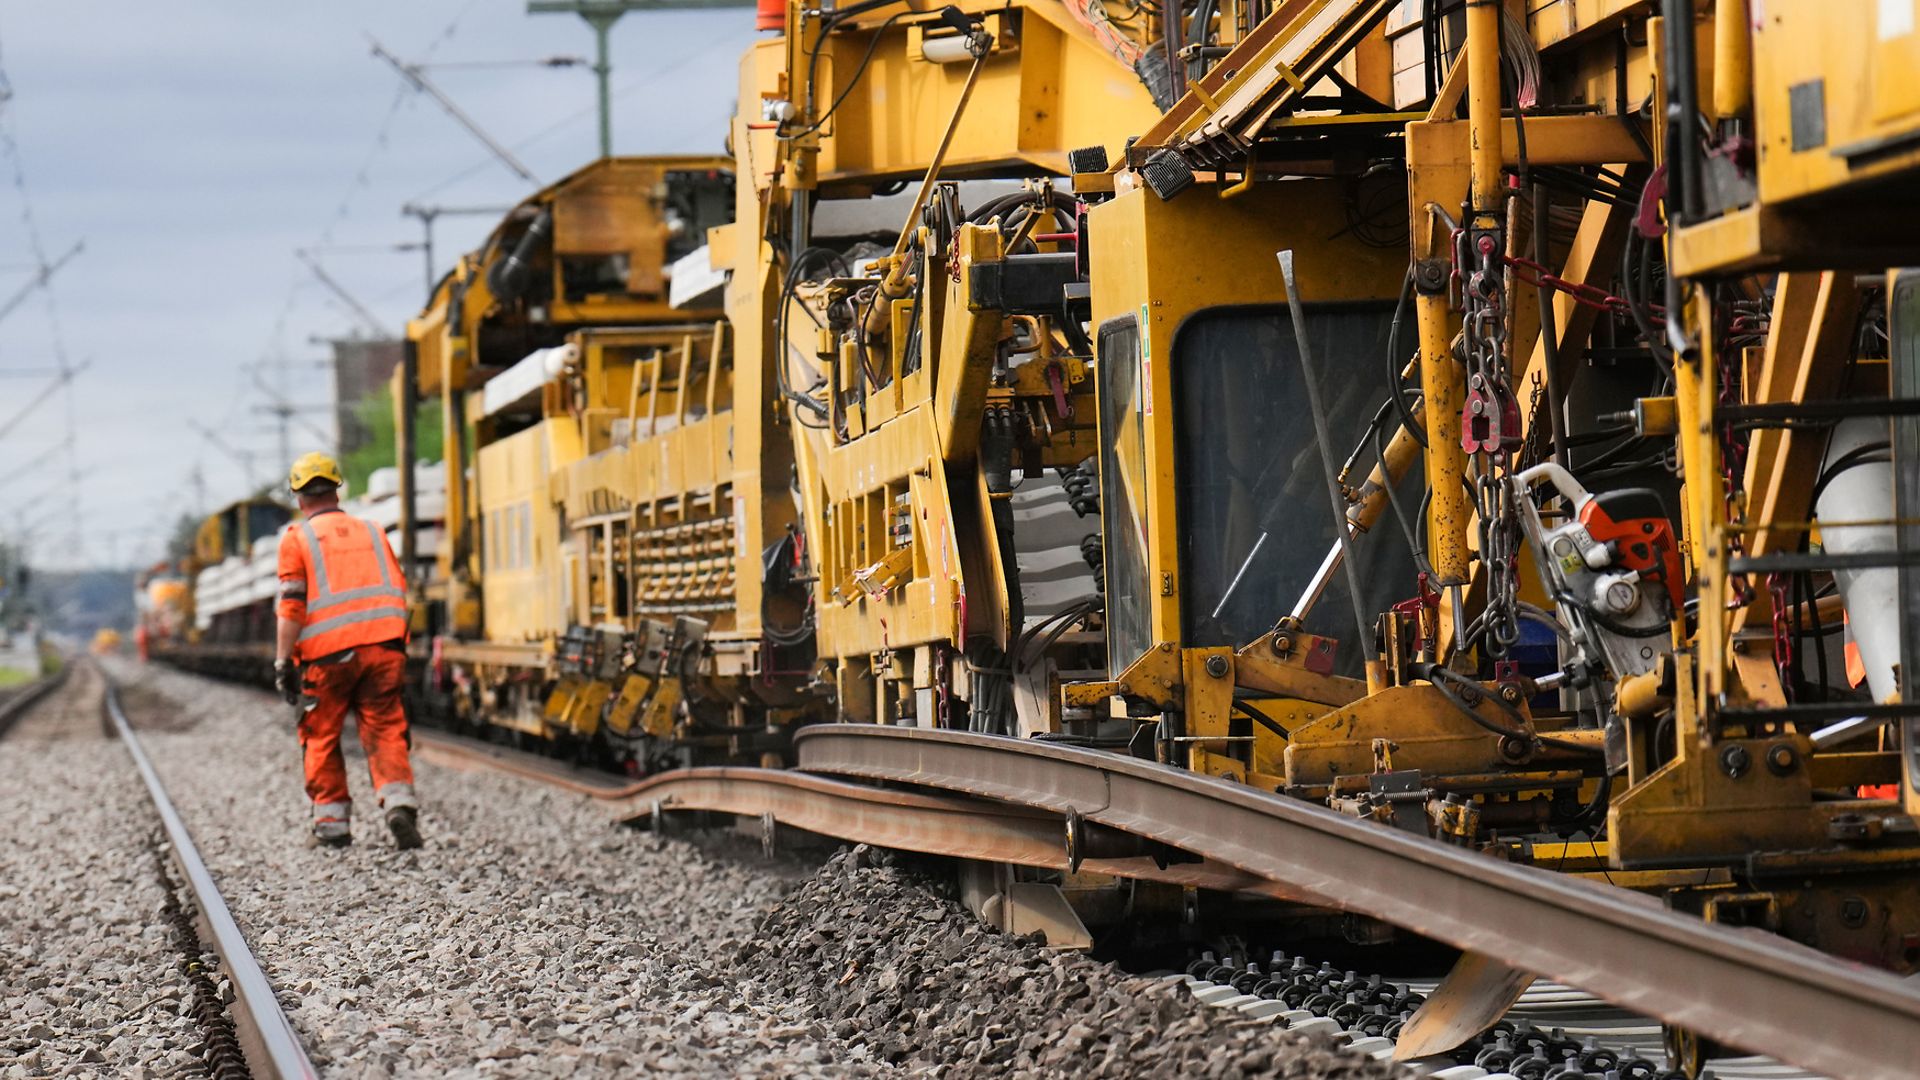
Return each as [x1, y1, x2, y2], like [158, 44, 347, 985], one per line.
[1172, 304, 1415, 674]
[1097, 316, 1153, 674]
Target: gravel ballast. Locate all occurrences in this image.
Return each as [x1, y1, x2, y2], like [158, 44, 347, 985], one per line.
[98, 658, 1408, 1078]
[0, 662, 208, 1078]
[729, 846, 1407, 1079]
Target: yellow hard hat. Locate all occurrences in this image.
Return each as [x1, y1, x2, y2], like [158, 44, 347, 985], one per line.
[288, 451, 344, 493]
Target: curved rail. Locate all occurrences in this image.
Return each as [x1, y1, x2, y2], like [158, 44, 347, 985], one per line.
[105, 680, 317, 1080]
[417, 728, 1293, 896]
[793, 723, 1920, 1080]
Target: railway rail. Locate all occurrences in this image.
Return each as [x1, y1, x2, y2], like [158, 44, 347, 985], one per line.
[0, 661, 70, 739]
[98, 670, 317, 1080]
[428, 722, 1920, 1080]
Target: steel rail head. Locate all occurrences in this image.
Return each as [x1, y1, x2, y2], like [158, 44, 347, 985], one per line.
[102, 676, 318, 1080]
[792, 723, 1920, 1080]
[0, 662, 71, 738]
[420, 728, 1297, 897]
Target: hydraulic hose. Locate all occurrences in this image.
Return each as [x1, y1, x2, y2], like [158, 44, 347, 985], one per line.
[487, 209, 553, 303]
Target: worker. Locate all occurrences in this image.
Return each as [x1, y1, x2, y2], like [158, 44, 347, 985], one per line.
[272, 451, 422, 850]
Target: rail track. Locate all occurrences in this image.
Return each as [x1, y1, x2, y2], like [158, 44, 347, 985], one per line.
[419, 723, 1919, 1080]
[1, 661, 321, 1080]
[0, 660, 70, 739]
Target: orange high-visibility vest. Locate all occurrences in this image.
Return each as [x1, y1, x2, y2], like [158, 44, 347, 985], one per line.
[276, 509, 408, 661]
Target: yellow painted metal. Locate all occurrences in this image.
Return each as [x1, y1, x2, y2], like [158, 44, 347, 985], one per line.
[1182, 647, 1240, 775]
[1527, 0, 1656, 52]
[475, 418, 580, 643]
[406, 156, 732, 603]
[547, 324, 753, 637]
[374, 0, 1920, 968]
[1233, 629, 1367, 706]
[1282, 683, 1574, 793]
[1463, 0, 1504, 220]
[1133, 0, 1400, 160]
[776, 2, 1159, 191]
[1086, 178, 1406, 665]
[1416, 290, 1470, 588]
[1711, 0, 1750, 120]
[1750, 0, 1920, 206]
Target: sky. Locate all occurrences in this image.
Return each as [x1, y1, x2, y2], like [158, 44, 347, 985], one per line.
[0, 1, 754, 569]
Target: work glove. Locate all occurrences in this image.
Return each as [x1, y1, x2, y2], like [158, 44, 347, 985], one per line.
[273, 659, 301, 707]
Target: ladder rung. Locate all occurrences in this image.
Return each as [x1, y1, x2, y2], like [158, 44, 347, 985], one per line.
[1715, 701, 1920, 723]
[1716, 398, 1920, 424]
[1727, 551, 1920, 574]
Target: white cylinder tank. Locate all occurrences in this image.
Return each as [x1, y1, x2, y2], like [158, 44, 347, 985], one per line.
[1815, 417, 1900, 703]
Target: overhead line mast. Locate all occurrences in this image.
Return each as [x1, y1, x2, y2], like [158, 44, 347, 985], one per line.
[527, 0, 752, 158]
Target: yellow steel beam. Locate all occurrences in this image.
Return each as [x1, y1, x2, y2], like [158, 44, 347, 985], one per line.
[1465, 0, 1505, 219]
[1740, 273, 1860, 557]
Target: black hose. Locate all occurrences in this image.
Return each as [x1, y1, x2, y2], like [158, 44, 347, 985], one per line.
[486, 209, 552, 303]
[1374, 413, 1433, 578]
[1809, 441, 1892, 508]
[1533, 181, 1565, 466]
[1385, 265, 1427, 448]
[1233, 699, 1289, 741]
[1184, 0, 1218, 81]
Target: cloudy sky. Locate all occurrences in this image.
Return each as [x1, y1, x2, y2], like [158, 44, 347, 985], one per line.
[0, 1, 751, 569]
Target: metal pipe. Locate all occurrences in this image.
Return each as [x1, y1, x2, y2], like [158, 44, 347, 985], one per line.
[1533, 184, 1566, 466]
[1464, 0, 1505, 220]
[1291, 416, 1425, 624]
[1212, 532, 1268, 620]
[1662, 0, 1701, 222]
[1416, 288, 1470, 587]
[890, 43, 989, 263]
[1348, 420, 1422, 532]
[861, 35, 992, 353]
[397, 341, 419, 578]
[1288, 538, 1344, 622]
[1711, 0, 1751, 122]
[1278, 250, 1375, 656]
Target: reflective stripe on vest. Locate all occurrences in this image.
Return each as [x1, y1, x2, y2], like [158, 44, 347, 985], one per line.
[296, 517, 407, 644]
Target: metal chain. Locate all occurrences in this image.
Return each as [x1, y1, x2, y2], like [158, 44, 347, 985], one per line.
[1502, 254, 1651, 320]
[1518, 371, 1548, 471]
[1715, 288, 1758, 610]
[1767, 572, 1794, 702]
[1460, 227, 1522, 658]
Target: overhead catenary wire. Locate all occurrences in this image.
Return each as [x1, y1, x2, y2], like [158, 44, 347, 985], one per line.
[369, 35, 541, 185]
[407, 28, 742, 204]
[205, 0, 490, 537]
[0, 18, 87, 563]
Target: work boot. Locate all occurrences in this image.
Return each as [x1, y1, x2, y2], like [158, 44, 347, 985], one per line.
[386, 806, 422, 850]
[311, 818, 351, 848]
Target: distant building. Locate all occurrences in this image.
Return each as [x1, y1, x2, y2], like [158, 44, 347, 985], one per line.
[329, 337, 406, 456]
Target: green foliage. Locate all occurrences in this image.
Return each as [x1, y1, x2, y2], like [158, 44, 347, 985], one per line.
[166, 512, 201, 562]
[342, 385, 444, 497]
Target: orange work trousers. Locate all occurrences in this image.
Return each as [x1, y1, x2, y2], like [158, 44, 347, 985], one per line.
[297, 643, 417, 821]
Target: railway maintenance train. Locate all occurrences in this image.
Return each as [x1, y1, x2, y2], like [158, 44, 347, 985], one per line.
[151, 0, 1920, 1073]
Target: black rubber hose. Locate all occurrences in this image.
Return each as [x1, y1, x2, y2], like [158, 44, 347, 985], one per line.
[1385, 265, 1427, 448]
[487, 209, 552, 303]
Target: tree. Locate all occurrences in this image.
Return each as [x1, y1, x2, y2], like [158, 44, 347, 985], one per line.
[341, 385, 444, 497]
[165, 512, 202, 562]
